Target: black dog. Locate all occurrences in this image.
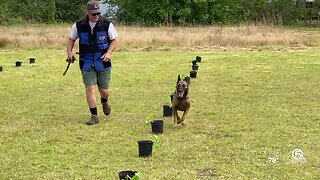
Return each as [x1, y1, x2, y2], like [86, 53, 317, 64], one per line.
[171, 75, 191, 125]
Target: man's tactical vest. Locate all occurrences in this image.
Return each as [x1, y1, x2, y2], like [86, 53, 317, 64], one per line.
[76, 17, 111, 72]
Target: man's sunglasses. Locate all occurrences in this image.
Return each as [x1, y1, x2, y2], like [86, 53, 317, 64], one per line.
[90, 13, 101, 16]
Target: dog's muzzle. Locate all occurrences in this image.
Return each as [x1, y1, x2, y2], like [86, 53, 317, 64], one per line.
[177, 90, 184, 99]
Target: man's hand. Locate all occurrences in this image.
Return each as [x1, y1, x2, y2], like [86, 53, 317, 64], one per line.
[101, 53, 111, 62]
[66, 56, 76, 63]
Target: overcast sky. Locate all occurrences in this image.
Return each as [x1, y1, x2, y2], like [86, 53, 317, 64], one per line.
[98, 1, 108, 15]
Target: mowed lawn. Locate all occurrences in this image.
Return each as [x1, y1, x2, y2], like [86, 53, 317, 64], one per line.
[0, 48, 320, 179]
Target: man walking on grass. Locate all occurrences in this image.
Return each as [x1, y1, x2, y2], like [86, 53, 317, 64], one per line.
[66, 0, 118, 125]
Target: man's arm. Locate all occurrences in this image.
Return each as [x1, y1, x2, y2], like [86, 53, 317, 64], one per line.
[67, 38, 76, 60]
[102, 38, 117, 61]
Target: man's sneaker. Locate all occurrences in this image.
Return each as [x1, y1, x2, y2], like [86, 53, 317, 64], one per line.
[102, 102, 111, 116]
[87, 115, 99, 125]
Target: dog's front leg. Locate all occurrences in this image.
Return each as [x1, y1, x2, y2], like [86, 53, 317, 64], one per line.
[173, 107, 178, 124]
[178, 108, 190, 125]
[173, 110, 181, 125]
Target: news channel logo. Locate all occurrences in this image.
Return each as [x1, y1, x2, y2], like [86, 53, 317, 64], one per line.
[292, 148, 305, 163]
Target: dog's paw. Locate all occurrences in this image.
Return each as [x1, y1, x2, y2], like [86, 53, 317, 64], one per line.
[181, 122, 188, 127]
[177, 118, 184, 124]
[176, 117, 180, 123]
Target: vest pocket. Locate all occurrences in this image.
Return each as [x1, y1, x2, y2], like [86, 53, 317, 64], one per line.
[79, 32, 89, 45]
[103, 61, 111, 68]
[98, 43, 108, 50]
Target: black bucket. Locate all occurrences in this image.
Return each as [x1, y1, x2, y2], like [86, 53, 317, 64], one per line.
[29, 58, 35, 64]
[190, 70, 197, 78]
[16, 61, 22, 67]
[192, 64, 199, 71]
[151, 120, 164, 134]
[163, 105, 172, 117]
[196, 56, 202, 62]
[118, 170, 138, 180]
[138, 140, 153, 157]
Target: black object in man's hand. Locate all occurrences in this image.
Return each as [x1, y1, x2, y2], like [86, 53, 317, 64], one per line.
[66, 56, 76, 63]
[63, 56, 76, 76]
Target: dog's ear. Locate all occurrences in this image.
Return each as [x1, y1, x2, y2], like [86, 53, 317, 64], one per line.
[177, 74, 181, 83]
[183, 76, 190, 85]
[183, 86, 189, 99]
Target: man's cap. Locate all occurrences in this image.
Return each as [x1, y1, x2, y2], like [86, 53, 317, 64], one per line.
[86, 0, 101, 14]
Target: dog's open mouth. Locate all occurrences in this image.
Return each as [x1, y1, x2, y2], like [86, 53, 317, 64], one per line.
[178, 91, 184, 98]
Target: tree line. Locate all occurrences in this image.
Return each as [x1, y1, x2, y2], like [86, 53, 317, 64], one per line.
[0, 0, 319, 26]
[0, 0, 87, 25]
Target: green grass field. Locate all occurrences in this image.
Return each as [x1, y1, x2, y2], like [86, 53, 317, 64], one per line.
[0, 48, 320, 179]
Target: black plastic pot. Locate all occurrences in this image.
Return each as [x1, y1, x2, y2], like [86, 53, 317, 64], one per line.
[0, 66, 2, 72]
[192, 64, 199, 71]
[192, 60, 197, 65]
[163, 105, 172, 117]
[196, 56, 202, 62]
[190, 70, 197, 78]
[16, 61, 22, 67]
[118, 170, 138, 180]
[151, 120, 164, 134]
[138, 140, 153, 157]
[29, 58, 35, 64]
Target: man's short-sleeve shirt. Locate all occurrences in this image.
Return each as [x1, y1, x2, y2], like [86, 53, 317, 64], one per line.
[69, 21, 118, 41]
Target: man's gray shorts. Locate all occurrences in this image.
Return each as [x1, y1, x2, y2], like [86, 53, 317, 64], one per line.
[81, 67, 111, 88]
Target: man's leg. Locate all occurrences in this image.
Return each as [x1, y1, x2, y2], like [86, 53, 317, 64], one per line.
[82, 68, 99, 125]
[99, 88, 111, 116]
[86, 85, 99, 125]
[97, 70, 111, 116]
[87, 85, 97, 109]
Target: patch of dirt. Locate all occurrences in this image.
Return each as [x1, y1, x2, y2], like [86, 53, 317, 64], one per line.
[197, 168, 218, 178]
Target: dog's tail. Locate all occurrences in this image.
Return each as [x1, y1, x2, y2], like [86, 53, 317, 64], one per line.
[170, 93, 173, 103]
